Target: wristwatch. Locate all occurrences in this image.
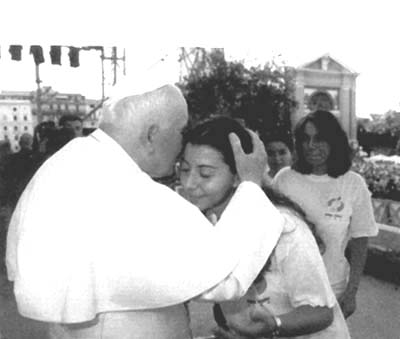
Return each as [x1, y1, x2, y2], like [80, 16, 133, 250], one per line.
[271, 315, 282, 338]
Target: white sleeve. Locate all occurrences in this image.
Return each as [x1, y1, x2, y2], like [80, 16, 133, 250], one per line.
[196, 182, 286, 301]
[350, 176, 378, 238]
[280, 218, 336, 309]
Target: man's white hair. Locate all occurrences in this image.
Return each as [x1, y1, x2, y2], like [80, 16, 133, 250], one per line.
[100, 68, 182, 128]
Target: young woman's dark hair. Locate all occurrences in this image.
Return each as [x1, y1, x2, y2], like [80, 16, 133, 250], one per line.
[182, 115, 324, 259]
[262, 129, 294, 152]
[292, 110, 352, 178]
[182, 116, 252, 174]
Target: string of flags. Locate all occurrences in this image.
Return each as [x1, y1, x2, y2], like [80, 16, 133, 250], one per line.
[6, 45, 104, 67]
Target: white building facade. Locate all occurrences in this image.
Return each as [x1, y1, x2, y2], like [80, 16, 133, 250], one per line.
[0, 99, 35, 151]
[0, 88, 102, 151]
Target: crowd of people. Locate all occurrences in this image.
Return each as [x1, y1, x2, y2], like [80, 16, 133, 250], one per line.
[1, 79, 377, 339]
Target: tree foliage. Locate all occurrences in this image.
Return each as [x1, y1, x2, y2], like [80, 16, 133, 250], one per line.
[357, 111, 400, 155]
[177, 49, 297, 139]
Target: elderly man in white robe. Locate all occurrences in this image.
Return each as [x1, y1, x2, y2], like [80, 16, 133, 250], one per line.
[6, 81, 287, 339]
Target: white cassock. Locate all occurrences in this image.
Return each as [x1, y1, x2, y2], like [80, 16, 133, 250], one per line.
[6, 129, 286, 338]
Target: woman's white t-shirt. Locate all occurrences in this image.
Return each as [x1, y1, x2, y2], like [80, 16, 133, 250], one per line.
[220, 210, 350, 338]
[273, 168, 378, 296]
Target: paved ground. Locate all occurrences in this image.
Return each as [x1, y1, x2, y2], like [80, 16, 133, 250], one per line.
[0, 274, 398, 338]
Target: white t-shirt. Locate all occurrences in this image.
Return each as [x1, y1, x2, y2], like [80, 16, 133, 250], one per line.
[273, 168, 378, 295]
[220, 210, 350, 339]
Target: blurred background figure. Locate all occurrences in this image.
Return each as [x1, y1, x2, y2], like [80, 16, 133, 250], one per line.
[18, 133, 34, 152]
[3, 133, 36, 210]
[263, 130, 294, 178]
[32, 121, 57, 157]
[0, 140, 12, 296]
[262, 130, 294, 185]
[0, 141, 12, 207]
[45, 127, 76, 158]
[1, 134, 36, 293]
[58, 114, 83, 138]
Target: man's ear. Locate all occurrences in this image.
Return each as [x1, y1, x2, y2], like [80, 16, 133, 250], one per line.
[143, 124, 160, 153]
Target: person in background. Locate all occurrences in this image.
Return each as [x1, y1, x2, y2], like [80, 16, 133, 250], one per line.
[0, 141, 12, 296]
[0, 141, 12, 207]
[273, 110, 378, 319]
[32, 121, 57, 156]
[44, 127, 76, 158]
[18, 133, 34, 152]
[262, 130, 293, 181]
[59, 114, 84, 137]
[2, 134, 36, 287]
[7, 81, 287, 339]
[178, 116, 350, 339]
[3, 133, 36, 210]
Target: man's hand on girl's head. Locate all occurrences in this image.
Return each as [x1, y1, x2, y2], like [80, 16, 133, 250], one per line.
[229, 130, 267, 186]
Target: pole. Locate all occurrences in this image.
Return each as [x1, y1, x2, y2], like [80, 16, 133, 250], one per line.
[123, 48, 126, 76]
[35, 64, 42, 123]
[112, 47, 117, 85]
[101, 48, 105, 102]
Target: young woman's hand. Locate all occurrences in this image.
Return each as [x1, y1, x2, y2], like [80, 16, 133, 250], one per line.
[213, 326, 251, 339]
[221, 306, 277, 338]
[338, 290, 357, 318]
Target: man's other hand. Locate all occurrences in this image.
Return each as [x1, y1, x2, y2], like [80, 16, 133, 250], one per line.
[229, 130, 267, 186]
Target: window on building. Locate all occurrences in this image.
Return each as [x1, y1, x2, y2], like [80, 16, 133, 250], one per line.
[23, 115, 27, 121]
[13, 115, 17, 121]
[4, 135, 8, 140]
[3, 126, 7, 131]
[14, 126, 18, 131]
[24, 126, 28, 131]
[13, 107, 17, 112]
[14, 135, 19, 141]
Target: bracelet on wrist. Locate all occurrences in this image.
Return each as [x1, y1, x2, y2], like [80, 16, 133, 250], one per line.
[271, 315, 282, 338]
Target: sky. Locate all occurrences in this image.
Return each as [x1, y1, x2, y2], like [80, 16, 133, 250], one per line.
[1, 0, 399, 118]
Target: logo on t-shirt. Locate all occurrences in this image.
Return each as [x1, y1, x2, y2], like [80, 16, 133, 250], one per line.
[324, 196, 344, 220]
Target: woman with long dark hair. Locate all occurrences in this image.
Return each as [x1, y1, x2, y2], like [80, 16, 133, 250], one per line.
[274, 110, 378, 319]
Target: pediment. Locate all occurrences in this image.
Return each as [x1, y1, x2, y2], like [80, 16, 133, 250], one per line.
[300, 54, 355, 73]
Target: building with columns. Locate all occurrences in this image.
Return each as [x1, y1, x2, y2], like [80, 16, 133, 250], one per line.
[293, 54, 358, 141]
